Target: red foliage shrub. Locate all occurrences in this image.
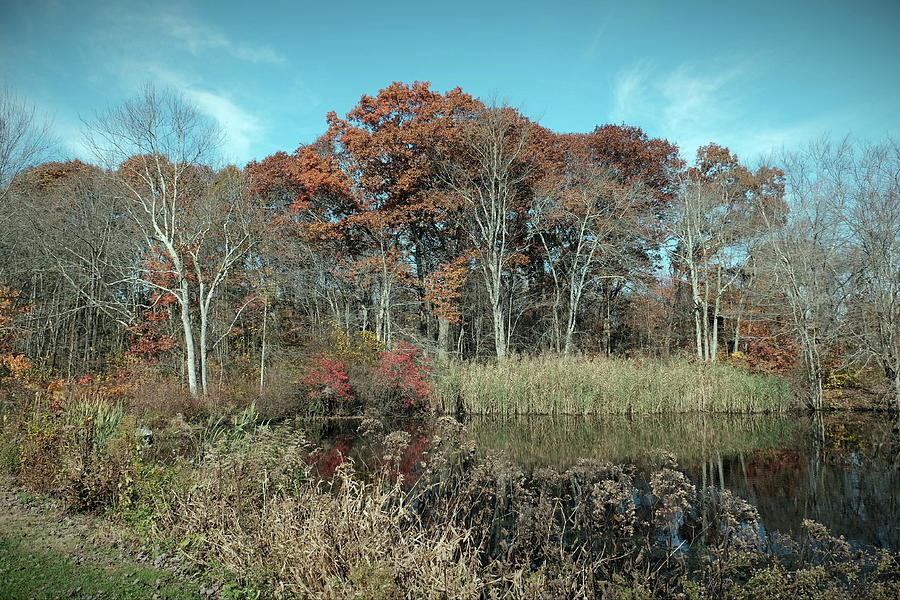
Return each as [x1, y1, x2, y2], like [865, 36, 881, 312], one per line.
[126, 300, 177, 360]
[301, 338, 434, 416]
[373, 343, 433, 412]
[732, 321, 797, 374]
[303, 356, 354, 403]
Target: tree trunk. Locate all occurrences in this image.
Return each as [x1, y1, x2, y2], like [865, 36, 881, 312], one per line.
[492, 298, 507, 360]
[178, 288, 199, 399]
[199, 302, 209, 399]
[436, 317, 450, 362]
[553, 288, 564, 354]
[563, 284, 578, 355]
[563, 322, 575, 356]
[259, 301, 267, 393]
[484, 259, 507, 360]
[711, 294, 721, 362]
[803, 343, 823, 411]
[687, 254, 704, 360]
[732, 310, 742, 354]
[693, 302, 703, 361]
[604, 299, 612, 356]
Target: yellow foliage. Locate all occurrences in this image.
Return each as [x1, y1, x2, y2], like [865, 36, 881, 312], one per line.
[0, 353, 31, 382]
[825, 369, 862, 390]
[323, 326, 383, 365]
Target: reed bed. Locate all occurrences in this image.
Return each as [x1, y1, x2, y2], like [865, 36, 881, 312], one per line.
[435, 355, 792, 415]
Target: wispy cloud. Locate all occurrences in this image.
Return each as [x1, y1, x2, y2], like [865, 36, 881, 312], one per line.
[657, 67, 740, 134]
[157, 14, 286, 66]
[186, 88, 261, 163]
[70, 6, 277, 163]
[610, 61, 652, 123]
[582, 20, 611, 62]
[608, 61, 816, 161]
[124, 64, 263, 164]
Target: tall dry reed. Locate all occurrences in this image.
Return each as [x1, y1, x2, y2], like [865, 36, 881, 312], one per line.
[434, 355, 791, 415]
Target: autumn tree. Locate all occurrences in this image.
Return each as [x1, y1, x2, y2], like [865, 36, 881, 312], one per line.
[583, 124, 682, 205]
[246, 142, 359, 342]
[532, 129, 679, 354]
[423, 254, 469, 360]
[323, 82, 478, 346]
[669, 144, 785, 362]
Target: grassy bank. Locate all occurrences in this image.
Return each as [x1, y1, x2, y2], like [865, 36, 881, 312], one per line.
[0, 538, 196, 600]
[0, 486, 202, 600]
[435, 355, 792, 415]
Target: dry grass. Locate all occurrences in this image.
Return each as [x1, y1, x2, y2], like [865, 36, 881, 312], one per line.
[160, 427, 484, 599]
[3, 390, 898, 599]
[434, 355, 792, 415]
[152, 422, 900, 599]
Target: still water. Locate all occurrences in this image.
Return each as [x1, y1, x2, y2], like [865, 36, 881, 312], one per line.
[298, 412, 900, 549]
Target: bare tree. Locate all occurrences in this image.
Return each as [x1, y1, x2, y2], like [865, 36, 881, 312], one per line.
[532, 163, 646, 354]
[669, 146, 783, 362]
[670, 178, 732, 360]
[190, 166, 259, 396]
[19, 162, 137, 373]
[0, 87, 53, 206]
[437, 105, 535, 360]
[756, 139, 854, 409]
[85, 85, 254, 398]
[842, 140, 900, 411]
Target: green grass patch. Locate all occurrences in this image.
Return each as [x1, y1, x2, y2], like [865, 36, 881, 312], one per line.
[0, 536, 197, 600]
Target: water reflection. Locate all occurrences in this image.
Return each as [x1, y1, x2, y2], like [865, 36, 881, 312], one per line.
[296, 412, 900, 549]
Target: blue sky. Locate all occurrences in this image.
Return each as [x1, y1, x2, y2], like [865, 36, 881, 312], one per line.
[2, 0, 898, 167]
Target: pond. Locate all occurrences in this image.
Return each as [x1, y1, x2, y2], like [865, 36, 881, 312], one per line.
[297, 412, 900, 549]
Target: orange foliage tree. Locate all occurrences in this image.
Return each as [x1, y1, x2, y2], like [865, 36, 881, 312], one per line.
[322, 81, 479, 345]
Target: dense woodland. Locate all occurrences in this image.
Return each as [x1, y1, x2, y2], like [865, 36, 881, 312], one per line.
[0, 82, 898, 411]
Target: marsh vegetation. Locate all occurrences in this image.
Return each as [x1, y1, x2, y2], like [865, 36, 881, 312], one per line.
[1, 384, 899, 599]
[1, 77, 899, 599]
